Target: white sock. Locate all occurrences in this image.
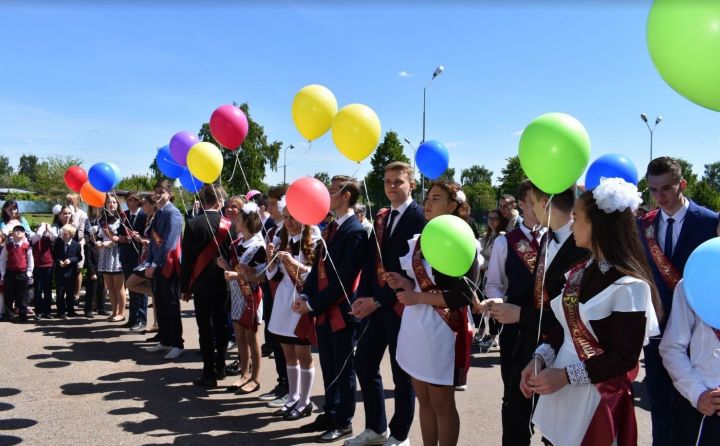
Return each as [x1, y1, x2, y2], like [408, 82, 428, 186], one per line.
[286, 365, 301, 407]
[297, 367, 315, 410]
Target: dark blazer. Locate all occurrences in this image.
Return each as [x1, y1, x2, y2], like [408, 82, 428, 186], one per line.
[303, 213, 369, 323]
[147, 202, 183, 269]
[357, 201, 426, 308]
[53, 238, 82, 278]
[180, 211, 232, 296]
[639, 200, 719, 320]
[118, 210, 147, 270]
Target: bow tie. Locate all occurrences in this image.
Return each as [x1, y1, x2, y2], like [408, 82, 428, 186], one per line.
[548, 230, 559, 244]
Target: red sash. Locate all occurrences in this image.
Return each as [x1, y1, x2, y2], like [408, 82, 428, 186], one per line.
[188, 217, 231, 290]
[640, 210, 682, 292]
[152, 228, 182, 279]
[411, 237, 472, 385]
[533, 239, 550, 310]
[280, 254, 317, 345]
[236, 276, 263, 331]
[373, 208, 405, 317]
[561, 260, 638, 446]
[506, 227, 540, 274]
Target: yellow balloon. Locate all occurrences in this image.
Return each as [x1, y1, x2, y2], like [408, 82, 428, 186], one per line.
[331, 104, 381, 162]
[291, 84, 338, 141]
[187, 142, 223, 184]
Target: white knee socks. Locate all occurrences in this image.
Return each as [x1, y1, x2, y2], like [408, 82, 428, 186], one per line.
[297, 367, 315, 410]
[286, 365, 301, 407]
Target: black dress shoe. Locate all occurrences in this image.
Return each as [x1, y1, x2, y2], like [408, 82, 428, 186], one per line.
[193, 377, 217, 388]
[318, 425, 352, 443]
[272, 402, 297, 417]
[215, 369, 226, 380]
[225, 360, 241, 376]
[129, 323, 146, 332]
[284, 402, 313, 421]
[300, 414, 334, 433]
[146, 334, 161, 342]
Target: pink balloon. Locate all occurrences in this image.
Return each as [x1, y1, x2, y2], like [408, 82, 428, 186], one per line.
[210, 105, 249, 150]
[245, 189, 261, 201]
[286, 177, 330, 225]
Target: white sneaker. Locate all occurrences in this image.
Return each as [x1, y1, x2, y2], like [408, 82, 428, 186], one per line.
[344, 428, 389, 446]
[164, 347, 184, 359]
[145, 343, 171, 353]
[385, 436, 409, 446]
[455, 384, 468, 391]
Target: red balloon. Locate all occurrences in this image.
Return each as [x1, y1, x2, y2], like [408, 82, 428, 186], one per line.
[209, 104, 249, 150]
[286, 177, 331, 225]
[64, 166, 88, 192]
[80, 182, 106, 207]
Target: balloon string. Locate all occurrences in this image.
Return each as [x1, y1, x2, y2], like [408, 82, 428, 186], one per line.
[695, 415, 706, 446]
[328, 161, 364, 197]
[193, 190, 229, 261]
[235, 161, 267, 238]
[318, 237, 353, 308]
[361, 179, 387, 268]
[224, 150, 241, 184]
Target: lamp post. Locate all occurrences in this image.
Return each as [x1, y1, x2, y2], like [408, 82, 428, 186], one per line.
[422, 65, 445, 144]
[283, 144, 294, 184]
[403, 138, 422, 200]
[640, 113, 662, 162]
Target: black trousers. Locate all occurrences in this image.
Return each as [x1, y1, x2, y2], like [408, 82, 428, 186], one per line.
[33, 266, 53, 315]
[503, 329, 535, 446]
[354, 307, 414, 441]
[55, 273, 77, 316]
[84, 273, 106, 313]
[153, 270, 184, 349]
[643, 338, 675, 446]
[4, 270, 29, 316]
[194, 291, 228, 378]
[316, 321, 356, 428]
[671, 390, 720, 446]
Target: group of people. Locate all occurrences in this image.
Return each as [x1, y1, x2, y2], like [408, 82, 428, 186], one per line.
[1, 156, 718, 445]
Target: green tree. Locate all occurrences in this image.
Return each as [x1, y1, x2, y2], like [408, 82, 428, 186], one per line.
[18, 154, 39, 181]
[313, 171, 331, 187]
[437, 167, 456, 183]
[364, 131, 411, 208]
[677, 158, 698, 196]
[198, 103, 280, 196]
[690, 180, 720, 211]
[34, 155, 84, 199]
[497, 155, 525, 197]
[703, 161, 720, 192]
[0, 155, 13, 177]
[117, 174, 156, 192]
[460, 165, 493, 186]
[9, 173, 32, 190]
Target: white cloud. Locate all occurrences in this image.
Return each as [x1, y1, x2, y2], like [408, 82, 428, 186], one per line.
[398, 71, 413, 78]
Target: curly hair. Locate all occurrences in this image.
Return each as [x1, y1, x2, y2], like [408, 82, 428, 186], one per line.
[426, 180, 471, 221]
[279, 224, 316, 266]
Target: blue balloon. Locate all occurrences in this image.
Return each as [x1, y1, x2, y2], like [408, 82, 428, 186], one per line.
[584, 153, 638, 190]
[179, 167, 203, 193]
[416, 140, 449, 180]
[156, 146, 184, 179]
[88, 162, 120, 193]
[683, 238, 720, 328]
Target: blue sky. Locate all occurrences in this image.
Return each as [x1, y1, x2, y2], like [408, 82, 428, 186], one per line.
[1, 1, 718, 190]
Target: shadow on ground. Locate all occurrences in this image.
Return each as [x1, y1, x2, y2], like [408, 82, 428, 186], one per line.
[0, 388, 36, 446]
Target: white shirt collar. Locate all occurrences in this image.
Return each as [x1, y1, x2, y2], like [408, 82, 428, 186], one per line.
[335, 209, 355, 227]
[661, 198, 690, 223]
[291, 233, 302, 243]
[553, 219, 574, 245]
[390, 196, 414, 215]
[241, 232, 263, 248]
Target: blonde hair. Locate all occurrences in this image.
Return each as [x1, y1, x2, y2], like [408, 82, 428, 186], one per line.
[62, 224, 77, 237]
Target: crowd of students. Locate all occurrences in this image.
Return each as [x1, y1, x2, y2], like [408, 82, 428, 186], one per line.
[1, 156, 718, 445]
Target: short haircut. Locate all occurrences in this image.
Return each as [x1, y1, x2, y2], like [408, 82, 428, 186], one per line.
[385, 161, 415, 178]
[65, 193, 80, 207]
[531, 183, 576, 214]
[199, 184, 225, 208]
[516, 180, 534, 202]
[500, 194, 516, 204]
[646, 156, 683, 183]
[62, 224, 77, 237]
[332, 175, 361, 207]
[239, 207, 263, 234]
[154, 179, 175, 201]
[268, 185, 288, 200]
[355, 204, 367, 215]
[126, 192, 141, 203]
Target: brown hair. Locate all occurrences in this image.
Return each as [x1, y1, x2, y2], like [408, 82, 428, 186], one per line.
[268, 185, 288, 200]
[65, 193, 80, 207]
[486, 208, 508, 235]
[199, 184, 226, 208]
[531, 183, 576, 214]
[154, 179, 175, 201]
[238, 206, 263, 234]
[646, 156, 683, 183]
[331, 175, 361, 207]
[279, 224, 316, 266]
[426, 180, 471, 221]
[385, 161, 415, 178]
[516, 180, 534, 202]
[577, 191, 663, 320]
[500, 194, 516, 204]
[125, 192, 141, 203]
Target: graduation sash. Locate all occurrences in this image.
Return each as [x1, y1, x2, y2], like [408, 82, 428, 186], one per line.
[315, 222, 358, 332]
[640, 209, 681, 292]
[151, 227, 181, 279]
[506, 227, 540, 274]
[281, 249, 317, 345]
[533, 238, 551, 310]
[188, 217, 231, 290]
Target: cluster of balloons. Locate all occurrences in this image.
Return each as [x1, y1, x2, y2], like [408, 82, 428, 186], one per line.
[291, 85, 381, 163]
[63, 162, 121, 207]
[155, 105, 250, 192]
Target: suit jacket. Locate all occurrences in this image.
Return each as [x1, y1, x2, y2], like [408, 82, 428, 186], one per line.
[302, 213, 369, 323]
[357, 201, 426, 309]
[180, 211, 232, 296]
[147, 202, 183, 269]
[53, 238, 82, 278]
[118, 210, 147, 269]
[639, 200, 719, 320]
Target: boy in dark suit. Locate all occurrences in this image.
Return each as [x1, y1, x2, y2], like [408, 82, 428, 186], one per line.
[118, 192, 147, 331]
[296, 175, 370, 443]
[639, 156, 720, 446]
[53, 224, 81, 319]
[348, 161, 425, 446]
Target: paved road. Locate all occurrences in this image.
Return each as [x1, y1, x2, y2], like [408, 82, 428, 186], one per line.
[0, 303, 651, 445]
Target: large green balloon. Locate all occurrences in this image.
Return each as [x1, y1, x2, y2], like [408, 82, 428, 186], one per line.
[518, 113, 591, 195]
[420, 214, 476, 278]
[647, 0, 720, 112]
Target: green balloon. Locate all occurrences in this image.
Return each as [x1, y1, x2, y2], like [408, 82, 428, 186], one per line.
[518, 113, 591, 195]
[647, 0, 720, 112]
[420, 214, 476, 278]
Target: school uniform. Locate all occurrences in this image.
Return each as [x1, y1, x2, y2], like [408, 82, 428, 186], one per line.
[228, 233, 266, 330]
[83, 237, 104, 315]
[31, 230, 54, 317]
[53, 238, 81, 317]
[118, 209, 147, 327]
[0, 238, 34, 321]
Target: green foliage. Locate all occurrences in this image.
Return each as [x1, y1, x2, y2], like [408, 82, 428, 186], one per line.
[8, 173, 32, 189]
[33, 155, 84, 200]
[198, 103, 280, 197]
[117, 174, 155, 192]
[4, 191, 40, 201]
[703, 162, 720, 192]
[24, 213, 54, 229]
[460, 164, 497, 222]
[497, 155, 525, 197]
[313, 172, 331, 187]
[690, 180, 720, 210]
[364, 131, 411, 208]
[0, 155, 13, 178]
[18, 154, 39, 181]
[460, 165, 493, 186]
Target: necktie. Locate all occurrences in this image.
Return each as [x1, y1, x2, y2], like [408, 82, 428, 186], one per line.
[664, 218, 675, 258]
[64, 243, 69, 255]
[325, 221, 338, 242]
[386, 209, 400, 238]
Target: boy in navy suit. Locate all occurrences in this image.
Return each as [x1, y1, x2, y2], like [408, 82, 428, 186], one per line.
[53, 224, 81, 319]
[348, 161, 425, 446]
[639, 156, 720, 446]
[296, 175, 370, 443]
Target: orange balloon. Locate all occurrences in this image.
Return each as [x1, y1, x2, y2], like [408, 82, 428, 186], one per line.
[80, 182, 106, 207]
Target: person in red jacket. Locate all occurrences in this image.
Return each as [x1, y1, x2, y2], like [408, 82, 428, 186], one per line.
[0, 225, 34, 323]
[31, 223, 55, 319]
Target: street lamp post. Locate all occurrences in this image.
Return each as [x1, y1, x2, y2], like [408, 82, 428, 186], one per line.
[283, 144, 294, 184]
[419, 65, 444, 200]
[640, 113, 662, 162]
[403, 138, 420, 199]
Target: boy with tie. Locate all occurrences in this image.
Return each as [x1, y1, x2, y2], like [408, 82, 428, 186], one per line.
[53, 224, 82, 319]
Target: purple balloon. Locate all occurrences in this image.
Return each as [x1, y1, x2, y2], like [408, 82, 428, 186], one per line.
[169, 131, 199, 167]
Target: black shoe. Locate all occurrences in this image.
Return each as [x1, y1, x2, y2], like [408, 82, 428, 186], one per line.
[259, 385, 284, 402]
[129, 323, 146, 332]
[261, 343, 272, 357]
[215, 367, 227, 380]
[284, 402, 313, 421]
[300, 414, 334, 433]
[84, 312, 94, 318]
[225, 360, 241, 376]
[146, 334, 161, 342]
[33, 314, 41, 321]
[273, 402, 297, 417]
[17, 315, 29, 323]
[318, 425, 352, 443]
[193, 377, 217, 388]
[59, 314, 69, 320]
[67, 312, 78, 317]
[42, 313, 53, 319]
[98, 310, 110, 316]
